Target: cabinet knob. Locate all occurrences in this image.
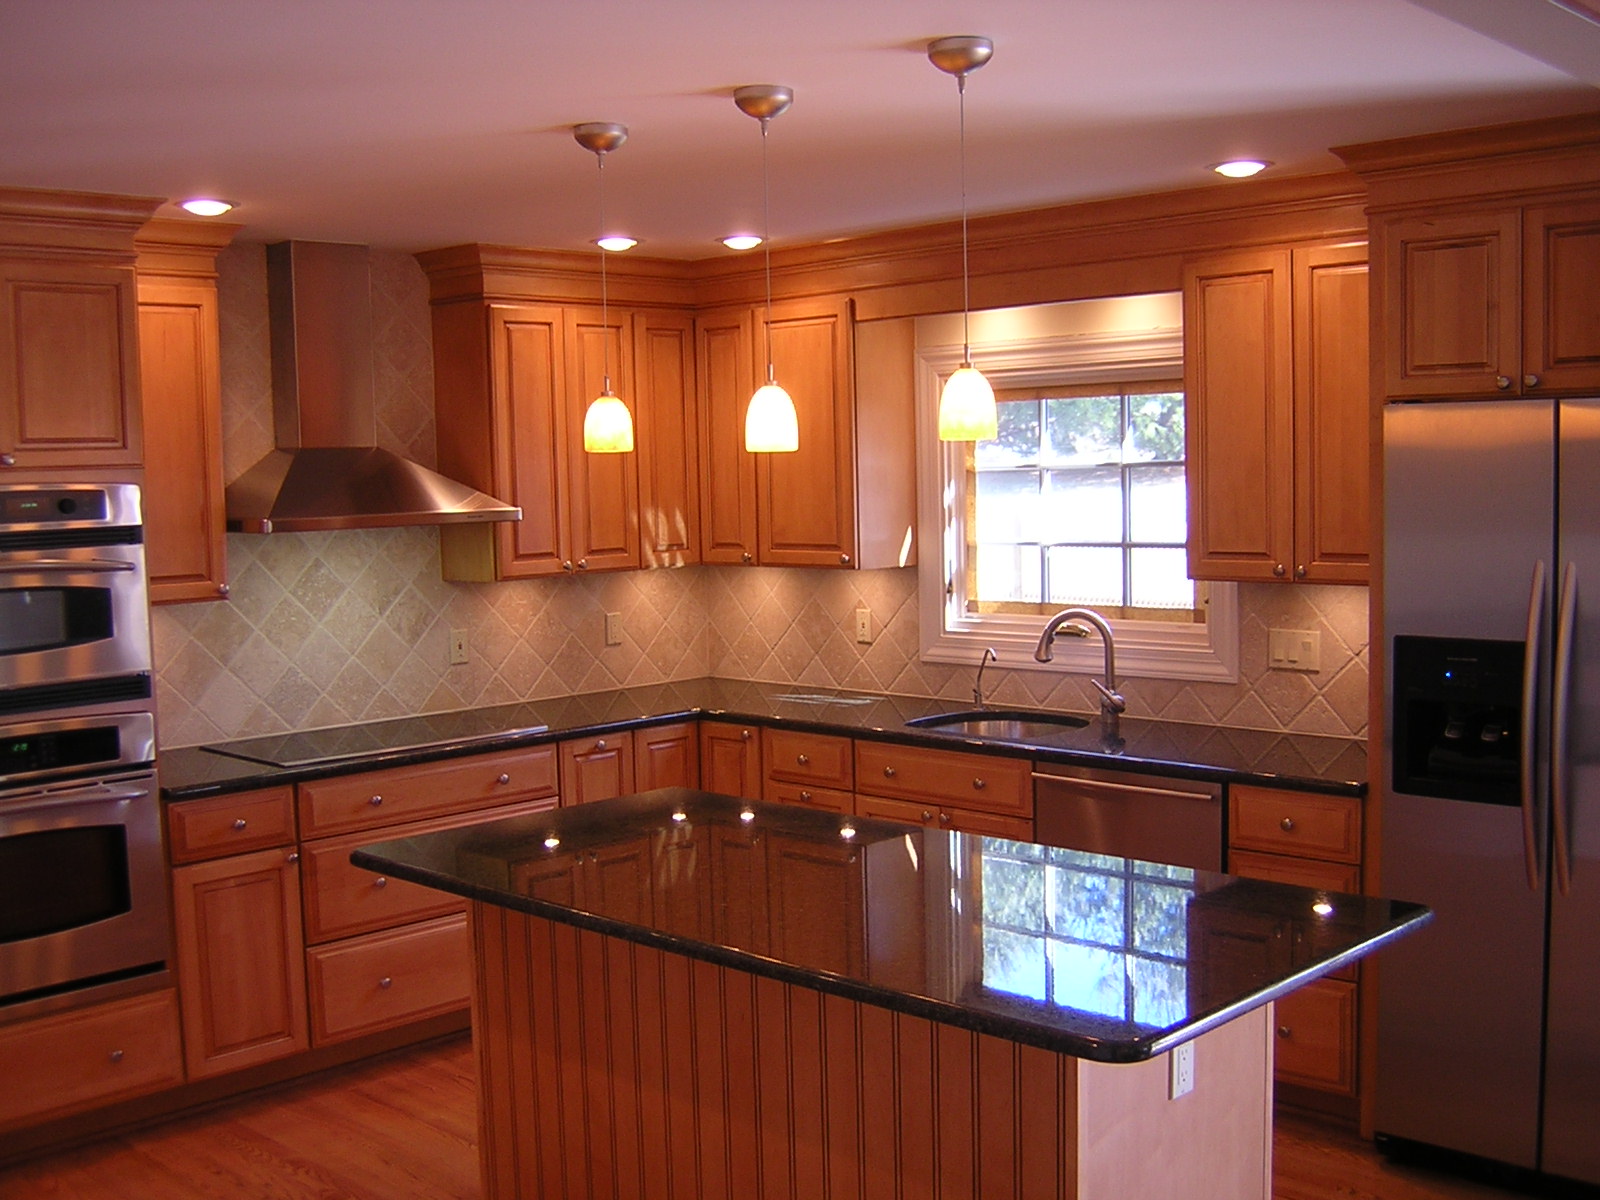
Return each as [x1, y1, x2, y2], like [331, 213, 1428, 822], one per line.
[883, 766, 897, 778]
[972, 778, 986, 791]
[374, 877, 388, 889]
[740, 729, 752, 742]
[108, 1049, 124, 1064]
[497, 773, 510, 785]
[217, 583, 230, 597]
[286, 851, 299, 864]
[741, 551, 754, 564]
[370, 794, 384, 806]
[938, 812, 951, 825]
[796, 753, 809, 766]
[1272, 563, 1286, 578]
[577, 558, 590, 570]
[1280, 816, 1296, 832]
[921, 810, 933, 822]
[839, 553, 851, 566]
[562, 560, 575, 572]
[800, 790, 812, 802]
[379, 977, 393, 990]
[232, 818, 247, 831]
[1277, 1025, 1292, 1039]
[1496, 375, 1513, 391]
[1524, 374, 1541, 389]
[0, 454, 14, 467]
[595, 739, 607, 751]
[1294, 565, 1307, 579]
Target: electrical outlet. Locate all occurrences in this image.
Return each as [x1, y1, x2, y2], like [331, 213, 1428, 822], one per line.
[854, 607, 874, 644]
[1268, 628, 1321, 672]
[1169, 1041, 1195, 1099]
[448, 628, 469, 666]
[604, 612, 623, 647]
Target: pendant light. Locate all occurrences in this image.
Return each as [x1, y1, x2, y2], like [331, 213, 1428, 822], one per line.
[734, 84, 799, 454]
[573, 122, 634, 453]
[928, 36, 996, 442]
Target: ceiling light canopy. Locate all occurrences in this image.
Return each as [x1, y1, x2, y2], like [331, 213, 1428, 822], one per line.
[179, 197, 235, 217]
[928, 36, 997, 443]
[1213, 159, 1271, 178]
[574, 121, 635, 455]
[735, 84, 799, 454]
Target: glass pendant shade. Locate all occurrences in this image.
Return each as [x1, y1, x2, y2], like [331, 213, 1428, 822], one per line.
[938, 364, 997, 442]
[573, 121, 635, 455]
[745, 381, 799, 453]
[583, 389, 634, 453]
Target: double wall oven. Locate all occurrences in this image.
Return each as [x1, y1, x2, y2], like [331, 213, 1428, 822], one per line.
[0, 483, 168, 1016]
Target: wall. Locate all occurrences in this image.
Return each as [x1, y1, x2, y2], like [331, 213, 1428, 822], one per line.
[151, 245, 1368, 748]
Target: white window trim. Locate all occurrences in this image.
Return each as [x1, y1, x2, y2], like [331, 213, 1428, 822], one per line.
[914, 323, 1239, 684]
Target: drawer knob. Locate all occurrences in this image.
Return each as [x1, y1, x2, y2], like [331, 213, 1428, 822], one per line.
[0, 454, 14, 467]
[370, 794, 384, 807]
[595, 739, 607, 751]
[800, 790, 812, 802]
[741, 729, 752, 742]
[285, 851, 299, 864]
[1280, 817, 1296, 832]
[797, 753, 809, 766]
[109, 1049, 124, 1063]
[497, 773, 510, 785]
[374, 877, 388, 889]
[232, 818, 247, 831]
[379, 977, 393, 990]
[921, 810, 933, 822]
[1277, 1025, 1292, 1039]
[883, 766, 896, 778]
[938, 812, 951, 825]
[972, 778, 986, 791]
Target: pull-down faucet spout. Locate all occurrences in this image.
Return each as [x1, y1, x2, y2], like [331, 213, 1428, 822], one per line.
[1034, 607, 1126, 720]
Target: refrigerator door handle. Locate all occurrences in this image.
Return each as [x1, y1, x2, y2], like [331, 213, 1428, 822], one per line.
[1520, 560, 1546, 893]
[1552, 561, 1577, 896]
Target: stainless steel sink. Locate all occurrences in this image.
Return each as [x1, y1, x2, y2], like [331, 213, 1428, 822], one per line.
[905, 708, 1090, 741]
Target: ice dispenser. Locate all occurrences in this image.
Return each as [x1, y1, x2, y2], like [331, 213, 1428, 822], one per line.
[1391, 635, 1524, 805]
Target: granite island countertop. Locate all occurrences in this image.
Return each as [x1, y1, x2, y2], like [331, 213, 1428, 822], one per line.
[351, 787, 1425, 1062]
[158, 677, 1368, 801]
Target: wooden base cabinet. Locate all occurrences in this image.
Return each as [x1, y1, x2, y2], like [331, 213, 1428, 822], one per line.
[854, 740, 1034, 839]
[1184, 241, 1369, 584]
[699, 722, 762, 801]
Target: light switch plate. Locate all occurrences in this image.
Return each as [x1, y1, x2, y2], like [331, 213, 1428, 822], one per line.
[1268, 628, 1321, 672]
[855, 607, 874, 644]
[449, 628, 469, 666]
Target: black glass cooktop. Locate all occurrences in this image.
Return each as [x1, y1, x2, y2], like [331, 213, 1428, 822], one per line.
[201, 706, 548, 768]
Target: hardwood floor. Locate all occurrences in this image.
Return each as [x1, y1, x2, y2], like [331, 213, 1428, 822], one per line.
[0, 1034, 1539, 1200]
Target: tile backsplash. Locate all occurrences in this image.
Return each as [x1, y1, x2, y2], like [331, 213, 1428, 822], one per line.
[150, 245, 1369, 748]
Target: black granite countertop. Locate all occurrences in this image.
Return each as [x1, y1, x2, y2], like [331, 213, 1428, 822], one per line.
[351, 788, 1426, 1062]
[158, 677, 1367, 801]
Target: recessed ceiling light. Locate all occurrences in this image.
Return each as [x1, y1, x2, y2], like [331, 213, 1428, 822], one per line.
[595, 235, 638, 252]
[1212, 160, 1271, 179]
[721, 234, 762, 251]
[178, 197, 236, 217]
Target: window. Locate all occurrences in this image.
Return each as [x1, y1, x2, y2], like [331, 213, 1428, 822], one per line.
[914, 296, 1238, 682]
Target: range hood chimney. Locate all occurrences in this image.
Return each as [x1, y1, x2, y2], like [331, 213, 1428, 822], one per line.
[225, 241, 521, 533]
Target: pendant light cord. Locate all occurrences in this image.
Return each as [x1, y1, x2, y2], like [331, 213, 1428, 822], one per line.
[958, 72, 972, 366]
[597, 151, 612, 393]
[761, 115, 776, 385]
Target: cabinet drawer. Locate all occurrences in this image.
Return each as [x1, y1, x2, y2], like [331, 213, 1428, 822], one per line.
[1229, 785, 1361, 863]
[855, 741, 1031, 816]
[306, 914, 470, 1045]
[301, 797, 556, 944]
[763, 729, 853, 790]
[298, 745, 558, 837]
[1273, 979, 1356, 1094]
[0, 989, 183, 1129]
[764, 779, 853, 813]
[167, 786, 296, 863]
[855, 793, 1034, 840]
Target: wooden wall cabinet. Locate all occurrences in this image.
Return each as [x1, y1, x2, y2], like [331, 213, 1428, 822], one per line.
[1184, 241, 1369, 585]
[135, 218, 238, 603]
[169, 788, 309, 1079]
[697, 297, 914, 569]
[1377, 199, 1600, 399]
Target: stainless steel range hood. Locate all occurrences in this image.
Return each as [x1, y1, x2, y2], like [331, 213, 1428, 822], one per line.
[225, 241, 520, 534]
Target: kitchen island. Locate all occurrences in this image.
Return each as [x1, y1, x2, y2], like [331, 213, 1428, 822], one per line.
[354, 788, 1427, 1200]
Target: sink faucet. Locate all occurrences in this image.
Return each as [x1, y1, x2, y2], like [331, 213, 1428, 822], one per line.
[972, 646, 998, 707]
[1034, 607, 1127, 719]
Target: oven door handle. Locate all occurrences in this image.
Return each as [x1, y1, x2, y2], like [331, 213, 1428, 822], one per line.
[5, 782, 153, 810]
[0, 557, 137, 574]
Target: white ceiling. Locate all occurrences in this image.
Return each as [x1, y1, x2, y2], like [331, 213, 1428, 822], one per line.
[2, 0, 1597, 258]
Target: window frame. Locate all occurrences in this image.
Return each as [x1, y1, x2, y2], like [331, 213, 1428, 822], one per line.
[914, 313, 1239, 683]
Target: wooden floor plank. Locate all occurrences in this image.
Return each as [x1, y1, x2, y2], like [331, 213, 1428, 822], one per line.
[0, 1034, 1540, 1200]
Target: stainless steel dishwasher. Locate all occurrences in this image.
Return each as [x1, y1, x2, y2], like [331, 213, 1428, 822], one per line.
[1031, 764, 1223, 872]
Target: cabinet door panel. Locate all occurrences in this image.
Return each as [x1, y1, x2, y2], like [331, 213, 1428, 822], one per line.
[1, 261, 141, 466]
[636, 721, 699, 790]
[559, 730, 636, 806]
[1292, 245, 1370, 583]
[699, 722, 762, 801]
[1184, 250, 1295, 581]
[1380, 209, 1520, 398]
[757, 298, 856, 567]
[636, 312, 701, 566]
[565, 307, 640, 571]
[1525, 201, 1600, 393]
[697, 308, 758, 564]
[493, 305, 569, 576]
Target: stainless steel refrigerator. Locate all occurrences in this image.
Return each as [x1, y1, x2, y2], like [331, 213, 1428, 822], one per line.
[1378, 398, 1600, 1186]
